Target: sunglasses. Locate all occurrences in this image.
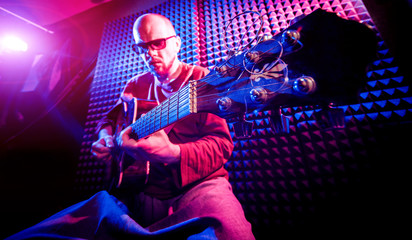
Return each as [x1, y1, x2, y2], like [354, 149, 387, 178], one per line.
[132, 35, 176, 54]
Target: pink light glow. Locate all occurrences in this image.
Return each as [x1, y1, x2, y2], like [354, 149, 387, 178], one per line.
[0, 35, 28, 53]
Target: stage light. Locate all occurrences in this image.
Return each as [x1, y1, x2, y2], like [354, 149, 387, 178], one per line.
[1, 35, 28, 53]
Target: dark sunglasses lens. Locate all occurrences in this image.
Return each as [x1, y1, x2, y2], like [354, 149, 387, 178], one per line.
[132, 37, 169, 53]
[150, 39, 166, 50]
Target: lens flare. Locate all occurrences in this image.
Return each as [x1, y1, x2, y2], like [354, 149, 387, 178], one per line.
[1, 35, 28, 53]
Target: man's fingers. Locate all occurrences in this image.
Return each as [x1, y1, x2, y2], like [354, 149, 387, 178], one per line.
[92, 151, 112, 162]
[118, 126, 133, 147]
[91, 141, 111, 153]
[104, 136, 115, 148]
[91, 142, 112, 160]
[122, 126, 133, 136]
[90, 135, 116, 162]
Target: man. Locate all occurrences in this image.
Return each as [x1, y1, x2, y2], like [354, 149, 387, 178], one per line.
[6, 14, 254, 240]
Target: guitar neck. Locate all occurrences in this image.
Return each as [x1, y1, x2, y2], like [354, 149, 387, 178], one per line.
[130, 81, 198, 139]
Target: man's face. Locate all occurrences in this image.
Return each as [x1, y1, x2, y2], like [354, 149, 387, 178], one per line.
[135, 19, 180, 80]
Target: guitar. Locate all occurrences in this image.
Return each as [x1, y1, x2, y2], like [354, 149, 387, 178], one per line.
[106, 9, 376, 190]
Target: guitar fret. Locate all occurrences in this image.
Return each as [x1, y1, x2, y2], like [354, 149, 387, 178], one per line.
[180, 100, 190, 109]
[140, 119, 144, 138]
[170, 94, 178, 121]
[153, 109, 157, 133]
[153, 107, 157, 132]
[179, 100, 190, 118]
[156, 106, 160, 132]
[138, 119, 143, 138]
[179, 95, 189, 104]
[142, 117, 146, 137]
[133, 118, 141, 139]
[127, 80, 198, 140]
[169, 109, 178, 123]
[161, 99, 169, 128]
[145, 112, 150, 136]
[146, 112, 151, 136]
[179, 90, 189, 98]
[177, 85, 187, 119]
[179, 109, 190, 118]
[153, 107, 158, 132]
[146, 111, 150, 136]
[151, 109, 154, 134]
[135, 120, 139, 138]
[131, 122, 138, 139]
[161, 118, 168, 128]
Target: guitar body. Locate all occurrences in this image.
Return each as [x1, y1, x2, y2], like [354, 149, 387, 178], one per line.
[108, 98, 158, 191]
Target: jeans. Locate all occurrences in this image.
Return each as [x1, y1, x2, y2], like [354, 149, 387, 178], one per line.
[6, 177, 254, 240]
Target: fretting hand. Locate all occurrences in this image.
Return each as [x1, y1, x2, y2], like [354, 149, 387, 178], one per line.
[117, 126, 180, 164]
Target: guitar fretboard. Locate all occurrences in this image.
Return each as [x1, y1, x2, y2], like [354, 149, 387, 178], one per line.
[130, 81, 197, 139]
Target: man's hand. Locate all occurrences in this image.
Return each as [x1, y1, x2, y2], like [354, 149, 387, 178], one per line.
[91, 133, 114, 162]
[117, 126, 180, 164]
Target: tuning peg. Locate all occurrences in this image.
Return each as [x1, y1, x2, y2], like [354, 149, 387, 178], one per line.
[261, 34, 272, 41]
[292, 76, 316, 95]
[281, 29, 301, 46]
[216, 97, 232, 112]
[250, 87, 268, 103]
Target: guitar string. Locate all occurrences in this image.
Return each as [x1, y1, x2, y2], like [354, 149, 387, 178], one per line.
[137, 41, 284, 108]
[130, 11, 272, 136]
[194, 41, 283, 89]
[225, 11, 264, 56]
[194, 61, 290, 107]
[193, 11, 270, 90]
[114, 12, 266, 185]
[131, 38, 287, 137]
[132, 84, 192, 137]
[134, 40, 287, 137]
[193, 43, 285, 97]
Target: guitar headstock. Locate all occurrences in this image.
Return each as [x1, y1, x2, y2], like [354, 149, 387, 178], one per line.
[195, 9, 377, 120]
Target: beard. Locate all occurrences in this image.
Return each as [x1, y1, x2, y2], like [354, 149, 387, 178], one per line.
[145, 56, 176, 82]
[148, 64, 167, 80]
